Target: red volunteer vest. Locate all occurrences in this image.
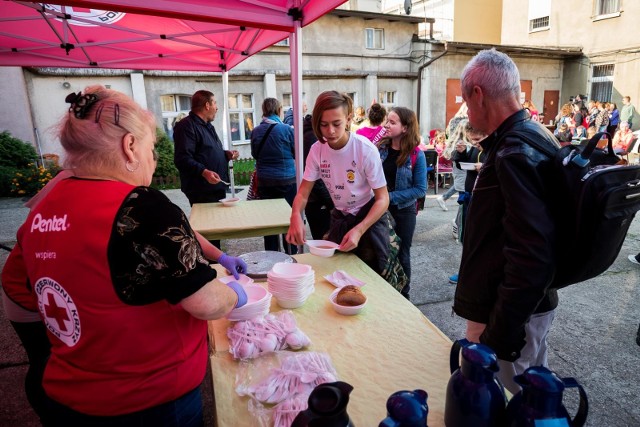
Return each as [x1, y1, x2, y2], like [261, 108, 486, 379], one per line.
[16, 179, 207, 416]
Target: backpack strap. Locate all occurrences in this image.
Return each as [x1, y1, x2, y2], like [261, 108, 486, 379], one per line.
[254, 123, 277, 160]
[410, 147, 419, 168]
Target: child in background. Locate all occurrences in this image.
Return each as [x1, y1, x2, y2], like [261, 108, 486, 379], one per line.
[286, 91, 407, 292]
[356, 103, 387, 146]
[554, 123, 573, 146]
[436, 119, 473, 211]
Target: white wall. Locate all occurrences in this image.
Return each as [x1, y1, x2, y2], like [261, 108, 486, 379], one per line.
[0, 67, 35, 145]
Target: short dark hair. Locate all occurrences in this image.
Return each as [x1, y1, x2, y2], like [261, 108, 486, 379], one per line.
[262, 98, 282, 117]
[191, 90, 214, 112]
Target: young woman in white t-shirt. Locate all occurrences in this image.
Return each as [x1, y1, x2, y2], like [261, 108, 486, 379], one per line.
[287, 91, 406, 289]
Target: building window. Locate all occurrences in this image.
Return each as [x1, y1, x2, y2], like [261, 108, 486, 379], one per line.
[529, 16, 549, 31]
[378, 91, 396, 109]
[228, 94, 255, 145]
[365, 28, 384, 49]
[596, 0, 620, 16]
[160, 94, 191, 139]
[345, 92, 357, 107]
[275, 38, 289, 47]
[590, 64, 614, 102]
[528, 0, 550, 32]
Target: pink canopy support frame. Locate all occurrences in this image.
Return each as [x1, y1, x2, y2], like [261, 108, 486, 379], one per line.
[0, 0, 346, 187]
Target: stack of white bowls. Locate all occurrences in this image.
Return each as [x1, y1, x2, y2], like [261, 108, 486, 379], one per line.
[267, 262, 315, 309]
[226, 284, 272, 321]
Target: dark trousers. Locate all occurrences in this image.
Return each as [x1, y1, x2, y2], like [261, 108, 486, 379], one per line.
[305, 201, 332, 240]
[258, 183, 298, 255]
[187, 189, 226, 249]
[10, 321, 51, 422]
[42, 386, 203, 427]
[388, 204, 416, 297]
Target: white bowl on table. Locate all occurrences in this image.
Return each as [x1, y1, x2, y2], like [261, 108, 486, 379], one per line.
[226, 284, 272, 321]
[458, 162, 477, 171]
[329, 288, 367, 316]
[270, 262, 313, 278]
[305, 240, 340, 257]
[218, 274, 254, 287]
[220, 197, 240, 207]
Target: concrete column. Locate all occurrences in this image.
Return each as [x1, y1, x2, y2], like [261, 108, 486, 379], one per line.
[264, 73, 277, 99]
[130, 73, 147, 109]
[0, 67, 35, 144]
[364, 74, 378, 106]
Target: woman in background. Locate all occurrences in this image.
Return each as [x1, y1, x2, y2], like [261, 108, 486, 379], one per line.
[356, 102, 387, 145]
[251, 97, 297, 254]
[523, 99, 540, 122]
[378, 107, 426, 300]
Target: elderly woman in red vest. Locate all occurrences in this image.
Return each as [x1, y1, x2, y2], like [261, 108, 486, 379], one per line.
[2, 85, 248, 427]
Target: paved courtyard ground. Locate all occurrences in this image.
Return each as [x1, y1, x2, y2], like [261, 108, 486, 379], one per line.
[1, 188, 639, 426]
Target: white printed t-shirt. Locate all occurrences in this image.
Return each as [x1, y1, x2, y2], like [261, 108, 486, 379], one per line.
[303, 132, 386, 215]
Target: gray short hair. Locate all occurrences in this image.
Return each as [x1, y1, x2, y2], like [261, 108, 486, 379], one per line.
[461, 49, 520, 102]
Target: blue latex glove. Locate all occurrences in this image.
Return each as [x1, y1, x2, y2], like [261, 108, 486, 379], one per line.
[218, 253, 247, 280]
[226, 281, 247, 308]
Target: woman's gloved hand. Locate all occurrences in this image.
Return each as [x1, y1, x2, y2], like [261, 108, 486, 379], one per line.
[225, 281, 247, 308]
[218, 253, 248, 280]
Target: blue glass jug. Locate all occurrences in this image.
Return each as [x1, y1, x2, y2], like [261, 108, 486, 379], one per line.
[444, 338, 506, 427]
[504, 366, 588, 427]
[379, 389, 429, 427]
[292, 381, 354, 427]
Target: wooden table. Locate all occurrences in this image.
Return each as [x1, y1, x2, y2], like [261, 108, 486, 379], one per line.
[207, 253, 452, 427]
[189, 198, 291, 240]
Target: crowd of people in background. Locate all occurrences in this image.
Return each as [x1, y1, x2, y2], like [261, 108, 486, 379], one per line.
[548, 96, 638, 153]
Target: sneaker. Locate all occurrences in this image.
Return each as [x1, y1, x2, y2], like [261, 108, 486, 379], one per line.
[449, 274, 458, 284]
[629, 254, 640, 265]
[436, 196, 448, 211]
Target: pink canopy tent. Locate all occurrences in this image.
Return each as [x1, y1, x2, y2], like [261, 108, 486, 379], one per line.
[0, 0, 343, 71]
[0, 0, 348, 186]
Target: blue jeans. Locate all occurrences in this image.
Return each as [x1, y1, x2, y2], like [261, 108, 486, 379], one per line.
[441, 185, 457, 201]
[258, 183, 298, 255]
[389, 205, 416, 297]
[42, 386, 204, 427]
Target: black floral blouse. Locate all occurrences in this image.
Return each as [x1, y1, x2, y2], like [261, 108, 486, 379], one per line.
[108, 187, 216, 305]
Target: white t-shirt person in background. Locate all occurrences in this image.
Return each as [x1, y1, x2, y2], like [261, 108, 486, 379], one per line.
[286, 91, 389, 253]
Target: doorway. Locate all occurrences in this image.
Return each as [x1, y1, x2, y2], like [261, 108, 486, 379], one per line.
[543, 90, 560, 125]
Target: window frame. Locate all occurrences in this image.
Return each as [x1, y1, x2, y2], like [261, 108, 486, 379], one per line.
[228, 93, 255, 146]
[365, 28, 385, 50]
[589, 63, 615, 103]
[160, 94, 191, 139]
[592, 0, 621, 20]
[528, 16, 550, 32]
[378, 91, 397, 110]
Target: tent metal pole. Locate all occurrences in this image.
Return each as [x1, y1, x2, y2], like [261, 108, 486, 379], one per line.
[221, 70, 236, 195]
[290, 17, 303, 189]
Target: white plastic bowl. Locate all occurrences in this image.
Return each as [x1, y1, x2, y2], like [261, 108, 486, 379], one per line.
[329, 288, 367, 316]
[226, 285, 272, 321]
[270, 262, 313, 278]
[218, 274, 254, 287]
[276, 295, 309, 309]
[306, 240, 340, 257]
[459, 162, 477, 171]
[220, 197, 240, 207]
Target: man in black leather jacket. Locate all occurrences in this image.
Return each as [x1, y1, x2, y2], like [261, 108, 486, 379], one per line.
[453, 49, 561, 393]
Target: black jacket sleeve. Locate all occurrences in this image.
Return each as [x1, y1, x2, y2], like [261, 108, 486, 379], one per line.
[480, 141, 557, 360]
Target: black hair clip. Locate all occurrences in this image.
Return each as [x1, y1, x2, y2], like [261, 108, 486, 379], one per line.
[65, 91, 99, 119]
